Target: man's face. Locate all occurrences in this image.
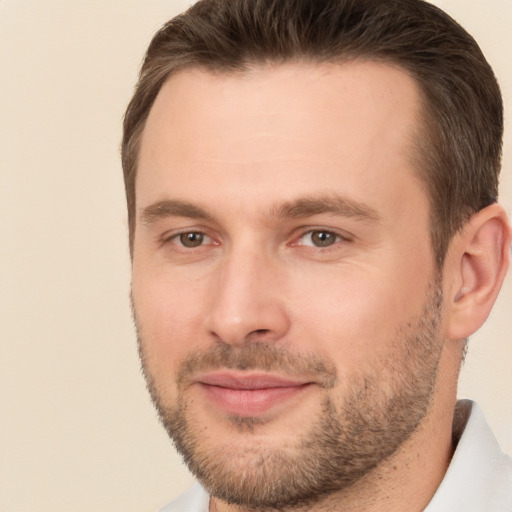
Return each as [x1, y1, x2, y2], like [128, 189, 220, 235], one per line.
[132, 62, 445, 508]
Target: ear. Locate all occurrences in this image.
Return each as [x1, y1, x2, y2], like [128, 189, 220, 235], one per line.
[443, 203, 511, 340]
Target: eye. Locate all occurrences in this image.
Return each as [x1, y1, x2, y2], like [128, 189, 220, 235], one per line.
[173, 231, 212, 248]
[298, 230, 342, 248]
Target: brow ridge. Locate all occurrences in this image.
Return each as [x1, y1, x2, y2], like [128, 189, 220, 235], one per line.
[140, 194, 380, 226]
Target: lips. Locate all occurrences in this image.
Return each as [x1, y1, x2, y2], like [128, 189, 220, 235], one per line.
[196, 372, 313, 417]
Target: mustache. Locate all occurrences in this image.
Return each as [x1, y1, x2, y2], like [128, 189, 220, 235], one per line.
[177, 342, 338, 389]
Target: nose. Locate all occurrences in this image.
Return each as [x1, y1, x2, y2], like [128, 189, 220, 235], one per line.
[205, 245, 291, 345]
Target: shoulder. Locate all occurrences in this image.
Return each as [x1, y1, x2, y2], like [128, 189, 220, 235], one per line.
[157, 483, 209, 512]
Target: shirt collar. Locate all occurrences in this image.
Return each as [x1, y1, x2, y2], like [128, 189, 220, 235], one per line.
[425, 399, 512, 511]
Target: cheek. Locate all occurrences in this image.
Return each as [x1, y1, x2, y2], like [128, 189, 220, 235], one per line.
[132, 270, 208, 380]
[289, 263, 431, 371]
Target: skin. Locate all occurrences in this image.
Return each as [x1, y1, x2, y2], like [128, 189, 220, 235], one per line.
[131, 62, 510, 511]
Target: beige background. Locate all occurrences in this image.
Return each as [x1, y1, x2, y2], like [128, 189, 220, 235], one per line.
[0, 1, 510, 510]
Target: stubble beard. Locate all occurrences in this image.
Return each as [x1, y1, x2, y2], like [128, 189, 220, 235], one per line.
[135, 281, 444, 511]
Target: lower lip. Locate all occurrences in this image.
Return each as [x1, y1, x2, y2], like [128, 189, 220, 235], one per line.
[199, 383, 312, 417]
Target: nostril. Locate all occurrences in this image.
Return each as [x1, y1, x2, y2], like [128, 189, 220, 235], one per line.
[243, 329, 273, 344]
[253, 329, 270, 336]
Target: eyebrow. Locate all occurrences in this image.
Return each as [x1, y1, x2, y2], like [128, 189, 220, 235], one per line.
[140, 199, 214, 225]
[275, 194, 381, 222]
[139, 193, 380, 226]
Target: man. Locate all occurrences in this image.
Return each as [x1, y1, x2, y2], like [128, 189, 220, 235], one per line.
[122, 0, 512, 510]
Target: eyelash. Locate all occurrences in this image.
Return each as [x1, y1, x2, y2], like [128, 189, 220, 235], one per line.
[294, 229, 345, 248]
[162, 227, 349, 251]
[163, 230, 216, 249]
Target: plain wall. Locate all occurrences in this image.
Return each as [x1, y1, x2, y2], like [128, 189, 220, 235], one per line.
[0, 1, 510, 510]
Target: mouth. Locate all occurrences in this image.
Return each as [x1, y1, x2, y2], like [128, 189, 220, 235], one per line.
[196, 371, 314, 417]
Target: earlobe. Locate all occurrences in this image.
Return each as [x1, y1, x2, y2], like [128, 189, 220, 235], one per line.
[445, 203, 511, 340]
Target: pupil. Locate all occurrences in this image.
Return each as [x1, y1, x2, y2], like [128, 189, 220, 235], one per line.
[180, 232, 203, 247]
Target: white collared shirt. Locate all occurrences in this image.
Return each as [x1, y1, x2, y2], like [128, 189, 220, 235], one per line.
[158, 400, 512, 512]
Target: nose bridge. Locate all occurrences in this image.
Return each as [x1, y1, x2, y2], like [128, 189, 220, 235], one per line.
[206, 239, 290, 345]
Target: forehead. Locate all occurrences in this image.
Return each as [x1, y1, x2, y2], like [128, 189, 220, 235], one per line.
[136, 61, 426, 221]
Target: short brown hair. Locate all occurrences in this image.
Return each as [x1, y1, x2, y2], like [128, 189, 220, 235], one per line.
[122, 0, 503, 267]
